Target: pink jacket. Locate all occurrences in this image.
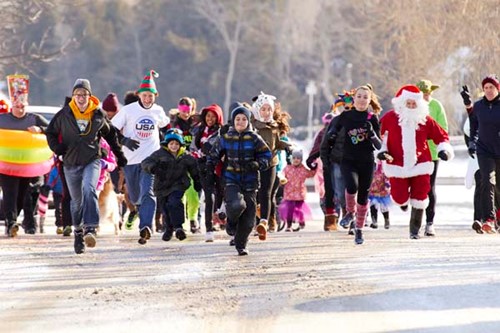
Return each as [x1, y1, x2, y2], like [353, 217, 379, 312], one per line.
[283, 164, 316, 201]
[96, 138, 117, 191]
[313, 159, 325, 199]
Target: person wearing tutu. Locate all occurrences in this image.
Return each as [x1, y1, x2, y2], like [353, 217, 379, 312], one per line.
[278, 150, 316, 232]
[368, 159, 391, 229]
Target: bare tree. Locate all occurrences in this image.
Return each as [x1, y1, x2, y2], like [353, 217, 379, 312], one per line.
[195, 0, 246, 117]
[0, 0, 79, 76]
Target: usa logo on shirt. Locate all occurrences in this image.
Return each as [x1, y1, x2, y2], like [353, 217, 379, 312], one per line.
[134, 117, 156, 139]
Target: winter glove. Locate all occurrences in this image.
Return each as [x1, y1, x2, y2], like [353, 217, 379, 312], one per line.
[468, 141, 476, 159]
[244, 161, 260, 172]
[193, 181, 202, 192]
[437, 150, 449, 161]
[120, 137, 140, 151]
[377, 151, 394, 162]
[461, 85, 472, 106]
[116, 154, 128, 168]
[364, 121, 375, 137]
[54, 143, 67, 156]
[306, 156, 317, 170]
[100, 159, 108, 170]
[327, 133, 337, 146]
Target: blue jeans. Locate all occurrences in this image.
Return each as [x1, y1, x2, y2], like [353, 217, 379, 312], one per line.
[123, 164, 156, 230]
[64, 159, 100, 230]
[331, 162, 345, 214]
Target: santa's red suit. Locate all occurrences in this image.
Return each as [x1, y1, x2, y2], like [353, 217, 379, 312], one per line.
[380, 85, 453, 209]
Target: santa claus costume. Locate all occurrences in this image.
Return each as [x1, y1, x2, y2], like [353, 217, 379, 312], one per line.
[379, 85, 453, 239]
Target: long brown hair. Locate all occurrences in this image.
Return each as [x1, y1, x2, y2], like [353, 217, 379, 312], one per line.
[273, 101, 291, 134]
[355, 84, 382, 115]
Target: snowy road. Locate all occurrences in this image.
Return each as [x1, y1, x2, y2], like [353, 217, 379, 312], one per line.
[2, 185, 500, 333]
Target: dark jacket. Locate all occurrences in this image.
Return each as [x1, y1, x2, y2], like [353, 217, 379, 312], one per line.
[207, 126, 271, 191]
[141, 145, 201, 198]
[469, 94, 500, 158]
[167, 115, 196, 147]
[326, 109, 380, 162]
[252, 119, 290, 167]
[320, 116, 345, 165]
[45, 97, 124, 167]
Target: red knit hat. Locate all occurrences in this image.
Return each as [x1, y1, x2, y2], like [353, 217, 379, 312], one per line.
[482, 74, 500, 90]
[0, 99, 9, 113]
[102, 93, 119, 112]
[394, 84, 423, 101]
[137, 70, 159, 95]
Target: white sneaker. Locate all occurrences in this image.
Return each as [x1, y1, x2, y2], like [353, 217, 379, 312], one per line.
[205, 231, 214, 242]
[424, 224, 435, 236]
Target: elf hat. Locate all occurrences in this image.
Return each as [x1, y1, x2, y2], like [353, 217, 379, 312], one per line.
[137, 70, 159, 95]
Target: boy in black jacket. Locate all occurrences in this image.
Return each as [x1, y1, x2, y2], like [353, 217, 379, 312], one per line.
[141, 129, 201, 244]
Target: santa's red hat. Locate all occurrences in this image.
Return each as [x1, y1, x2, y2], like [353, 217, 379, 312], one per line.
[393, 85, 423, 103]
[0, 99, 10, 113]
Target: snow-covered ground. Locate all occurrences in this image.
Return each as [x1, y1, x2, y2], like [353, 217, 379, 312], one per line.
[3, 140, 497, 333]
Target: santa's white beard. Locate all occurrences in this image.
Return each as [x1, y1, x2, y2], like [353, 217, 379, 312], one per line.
[395, 102, 429, 129]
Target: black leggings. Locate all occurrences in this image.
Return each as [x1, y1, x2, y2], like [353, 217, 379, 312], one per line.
[258, 166, 278, 222]
[202, 175, 224, 232]
[58, 163, 73, 228]
[0, 174, 31, 224]
[477, 155, 500, 221]
[340, 159, 374, 205]
[425, 160, 439, 223]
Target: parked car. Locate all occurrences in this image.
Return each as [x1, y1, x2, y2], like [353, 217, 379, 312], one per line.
[27, 105, 60, 122]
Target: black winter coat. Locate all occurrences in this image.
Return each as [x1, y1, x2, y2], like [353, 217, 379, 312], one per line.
[141, 145, 201, 198]
[45, 101, 124, 167]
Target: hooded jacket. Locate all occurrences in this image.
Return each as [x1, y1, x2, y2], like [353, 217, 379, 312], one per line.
[141, 144, 201, 198]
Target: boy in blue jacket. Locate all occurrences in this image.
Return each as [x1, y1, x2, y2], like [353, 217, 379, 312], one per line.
[206, 104, 271, 255]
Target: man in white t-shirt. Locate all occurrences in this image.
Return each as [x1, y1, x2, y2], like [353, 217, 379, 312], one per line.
[111, 70, 169, 244]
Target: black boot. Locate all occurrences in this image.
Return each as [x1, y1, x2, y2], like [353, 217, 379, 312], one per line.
[409, 207, 424, 239]
[190, 220, 200, 234]
[383, 211, 390, 229]
[369, 205, 378, 229]
[355, 229, 364, 245]
[162, 225, 174, 242]
[74, 229, 85, 254]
